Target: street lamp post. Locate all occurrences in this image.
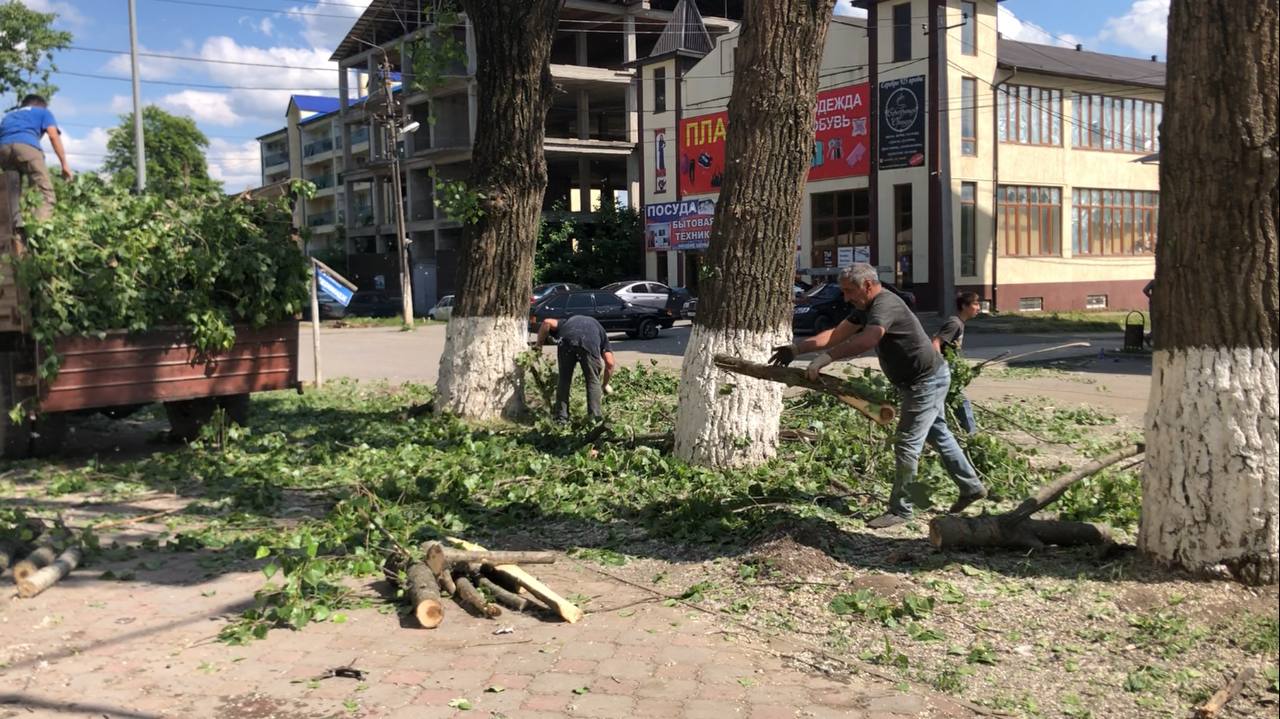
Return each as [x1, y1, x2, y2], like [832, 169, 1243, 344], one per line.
[127, 0, 146, 192]
[381, 59, 415, 327]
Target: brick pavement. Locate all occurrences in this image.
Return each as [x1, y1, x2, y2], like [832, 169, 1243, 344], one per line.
[1, 544, 973, 719]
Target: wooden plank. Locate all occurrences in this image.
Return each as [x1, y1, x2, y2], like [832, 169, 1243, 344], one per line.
[447, 538, 583, 624]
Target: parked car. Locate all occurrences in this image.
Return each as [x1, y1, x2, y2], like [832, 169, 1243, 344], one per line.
[682, 296, 698, 319]
[529, 290, 675, 340]
[344, 290, 401, 318]
[428, 294, 454, 321]
[302, 295, 346, 321]
[665, 286, 694, 319]
[601, 280, 673, 310]
[792, 282, 917, 333]
[531, 282, 583, 305]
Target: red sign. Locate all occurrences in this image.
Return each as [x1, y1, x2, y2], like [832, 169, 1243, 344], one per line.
[676, 82, 870, 198]
[678, 111, 728, 197]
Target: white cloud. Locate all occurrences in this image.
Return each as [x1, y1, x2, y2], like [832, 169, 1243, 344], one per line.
[207, 138, 263, 193]
[46, 126, 111, 174]
[18, 0, 86, 29]
[997, 5, 1081, 48]
[287, 0, 373, 52]
[104, 46, 184, 81]
[240, 16, 275, 37]
[159, 90, 239, 126]
[1098, 0, 1169, 56]
[833, 1, 868, 19]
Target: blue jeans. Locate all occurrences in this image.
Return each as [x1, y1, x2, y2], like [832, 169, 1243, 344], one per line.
[889, 363, 984, 517]
[956, 396, 978, 434]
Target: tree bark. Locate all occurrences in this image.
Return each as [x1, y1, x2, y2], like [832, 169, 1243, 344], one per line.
[1140, 0, 1279, 585]
[453, 575, 501, 618]
[440, 549, 557, 566]
[713, 355, 895, 425]
[17, 545, 81, 599]
[673, 0, 837, 467]
[435, 1, 564, 421]
[404, 562, 445, 629]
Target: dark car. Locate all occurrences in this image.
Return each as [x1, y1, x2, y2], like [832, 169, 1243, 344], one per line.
[792, 282, 917, 333]
[664, 286, 694, 319]
[529, 290, 675, 340]
[344, 290, 401, 318]
[531, 282, 583, 305]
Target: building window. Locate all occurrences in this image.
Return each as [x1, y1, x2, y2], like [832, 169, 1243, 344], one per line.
[998, 185, 1062, 257]
[960, 182, 977, 276]
[997, 84, 1061, 146]
[653, 67, 667, 113]
[1072, 189, 1159, 255]
[810, 189, 871, 268]
[1018, 297, 1044, 312]
[960, 1, 977, 56]
[1073, 93, 1160, 153]
[961, 78, 977, 155]
[1086, 294, 1108, 309]
[892, 3, 911, 62]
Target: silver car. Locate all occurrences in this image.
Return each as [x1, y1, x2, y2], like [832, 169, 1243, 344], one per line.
[428, 294, 454, 321]
[602, 280, 672, 310]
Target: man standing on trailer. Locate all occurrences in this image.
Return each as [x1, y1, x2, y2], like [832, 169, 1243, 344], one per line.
[0, 94, 72, 221]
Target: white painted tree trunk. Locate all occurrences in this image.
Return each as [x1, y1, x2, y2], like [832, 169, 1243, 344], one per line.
[1139, 347, 1280, 585]
[673, 325, 790, 467]
[435, 316, 528, 421]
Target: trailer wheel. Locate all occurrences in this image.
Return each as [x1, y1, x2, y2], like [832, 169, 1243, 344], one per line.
[28, 412, 67, 457]
[216, 393, 250, 426]
[164, 397, 217, 443]
[0, 351, 33, 459]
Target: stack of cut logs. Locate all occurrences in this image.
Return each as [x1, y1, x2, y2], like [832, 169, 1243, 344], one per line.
[1, 519, 82, 599]
[394, 539, 583, 628]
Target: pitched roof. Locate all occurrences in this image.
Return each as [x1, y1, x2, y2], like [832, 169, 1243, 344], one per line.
[997, 38, 1165, 89]
[330, 0, 428, 63]
[292, 95, 341, 114]
[649, 0, 714, 58]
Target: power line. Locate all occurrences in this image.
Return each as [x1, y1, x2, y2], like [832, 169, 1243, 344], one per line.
[66, 46, 337, 72]
[53, 70, 338, 92]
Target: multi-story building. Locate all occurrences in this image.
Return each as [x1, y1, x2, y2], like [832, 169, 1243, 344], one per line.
[637, 0, 1162, 312]
[323, 0, 740, 313]
[256, 95, 370, 257]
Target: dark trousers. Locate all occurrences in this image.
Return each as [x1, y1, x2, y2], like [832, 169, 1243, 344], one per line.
[555, 344, 603, 421]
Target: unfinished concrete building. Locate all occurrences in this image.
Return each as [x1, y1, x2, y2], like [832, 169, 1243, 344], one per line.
[328, 0, 740, 312]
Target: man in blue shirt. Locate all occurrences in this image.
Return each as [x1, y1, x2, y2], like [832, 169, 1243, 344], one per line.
[0, 94, 73, 220]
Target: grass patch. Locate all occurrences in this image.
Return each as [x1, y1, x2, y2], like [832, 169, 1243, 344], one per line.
[968, 311, 1146, 334]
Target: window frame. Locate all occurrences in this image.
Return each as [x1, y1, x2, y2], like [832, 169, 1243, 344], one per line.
[997, 84, 1062, 147]
[960, 182, 977, 276]
[959, 0, 977, 56]
[961, 77, 978, 156]
[810, 188, 871, 268]
[653, 66, 667, 113]
[1072, 188, 1158, 256]
[998, 184, 1063, 257]
[892, 3, 912, 62]
[1072, 93, 1161, 154]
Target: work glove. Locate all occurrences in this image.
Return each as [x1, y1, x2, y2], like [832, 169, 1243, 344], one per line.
[769, 344, 797, 367]
[805, 352, 833, 381]
[603, 383, 614, 396]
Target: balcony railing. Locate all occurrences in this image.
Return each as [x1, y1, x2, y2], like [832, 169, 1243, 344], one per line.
[351, 127, 370, 146]
[309, 175, 335, 190]
[303, 138, 334, 157]
[263, 151, 289, 168]
[308, 210, 336, 227]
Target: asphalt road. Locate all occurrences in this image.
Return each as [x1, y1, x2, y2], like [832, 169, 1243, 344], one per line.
[298, 320, 1153, 422]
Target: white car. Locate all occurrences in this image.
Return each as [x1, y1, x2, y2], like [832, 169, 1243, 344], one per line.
[428, 294, 454, 321]
[602, 280, 672, 310]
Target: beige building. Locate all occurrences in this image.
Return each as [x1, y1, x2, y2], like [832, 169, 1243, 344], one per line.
[637, 0, 1162, 312]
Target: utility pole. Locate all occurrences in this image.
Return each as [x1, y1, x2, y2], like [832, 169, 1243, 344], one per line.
[382, 56, 414, 327]
[127, 0, 146, 192]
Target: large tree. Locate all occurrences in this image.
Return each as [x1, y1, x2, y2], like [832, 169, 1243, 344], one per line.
[1139, 0, 1278, 585]
[0, 2, 71, 106]
[104, 106, 220, 198]
[672, 0, 836, 466]
[435, 1, 563, 420]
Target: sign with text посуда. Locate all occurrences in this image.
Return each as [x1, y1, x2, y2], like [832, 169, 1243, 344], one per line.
[644, 198, 717, 251]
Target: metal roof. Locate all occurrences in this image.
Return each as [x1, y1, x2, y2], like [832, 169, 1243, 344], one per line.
[330, 0, 428, 63]
[650, 0, 714, 58]
[292, 95, 341, 114]
[997, 38, 1166, 89]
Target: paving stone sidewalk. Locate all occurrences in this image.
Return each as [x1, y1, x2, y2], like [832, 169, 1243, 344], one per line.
[1, 539, 973, 719]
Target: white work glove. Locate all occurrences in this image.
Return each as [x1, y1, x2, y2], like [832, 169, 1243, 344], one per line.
[603, 383, 614, 396]
[805, 352, 833, 381]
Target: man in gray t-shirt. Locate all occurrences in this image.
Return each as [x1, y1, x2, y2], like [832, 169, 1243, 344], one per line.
[537, 314, 615, 422]
[770, 264, 985, 528]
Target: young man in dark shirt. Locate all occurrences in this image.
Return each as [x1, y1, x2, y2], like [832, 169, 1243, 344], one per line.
[536, 314, 616, 422]
[770, 264, 986, 528]
[932, 291, 981, 434]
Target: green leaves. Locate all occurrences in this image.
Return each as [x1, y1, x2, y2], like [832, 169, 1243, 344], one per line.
[0, 2, 72, 101]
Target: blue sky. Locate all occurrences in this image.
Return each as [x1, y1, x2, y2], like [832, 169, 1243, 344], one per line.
[17, 0, 1170, 191]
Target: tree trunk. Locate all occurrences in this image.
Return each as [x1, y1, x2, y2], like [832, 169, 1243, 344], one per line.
[673, 0, 837, 467]
[435, 1, 563, 421]
[1140, 0, 1279, 585]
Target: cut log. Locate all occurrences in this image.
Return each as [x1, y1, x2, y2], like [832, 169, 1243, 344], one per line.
[453, 576, 501, 618]
[929, 516, 1113, 550]
[18, 545, 82, 598]
[1194, 667, 1254, 719]
[440, 549, 557, 566]
[712, 355, 895, 425]
[928, 444, 1143, 551]
[419, 541, 456, 595]
[13, 542, 56, 582]
[449, 538, 583, 623]
[478, 576, 529, 612]
[404, 562, 444, 629]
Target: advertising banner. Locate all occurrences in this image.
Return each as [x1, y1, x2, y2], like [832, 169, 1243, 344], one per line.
[652, 127, 670, 196]
[809, 83, 871, 180]
[878, 75, 926, 170]
[644, 198, 717, 251]
[678, 82, 871, 198]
